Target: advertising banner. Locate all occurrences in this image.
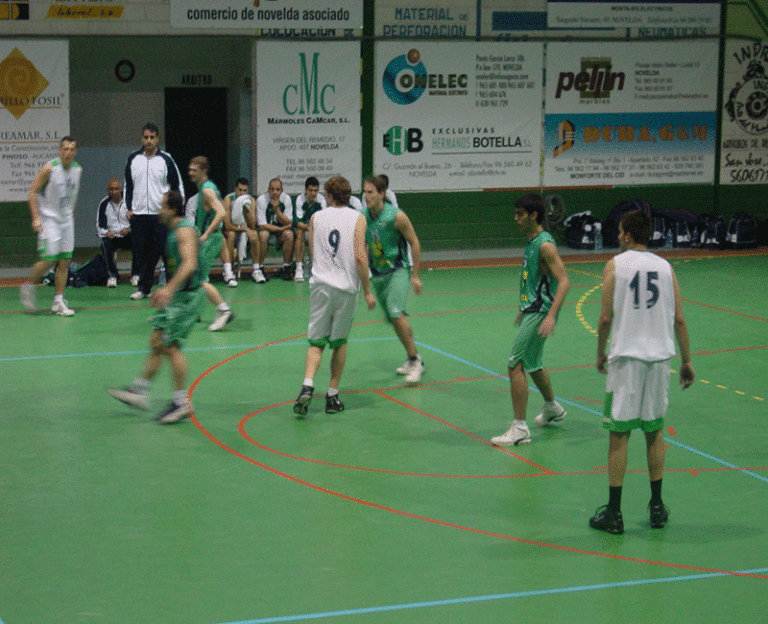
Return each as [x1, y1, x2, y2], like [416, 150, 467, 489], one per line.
[255, 41, 361, 194]
[171, 0, 362, 30]
[721, 40, 768, 185]
[0, 40, 69, 202]
[374, 0, 475, 37]
[374, 41, 544, 191]
[546, 0, 720, 38]
[544, 40, 718, 187]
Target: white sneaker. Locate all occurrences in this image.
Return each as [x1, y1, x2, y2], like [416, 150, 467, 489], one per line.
[208, 309, 235, 331]
[404, 356, 424, 384]
[294, 265, 304, 282]
[534, 402, 567, 427]
[491, 422, 531, 446]
[130, 290, 146, 300]
[20, 283, 37, 311]
[252, 268, 266, 283]
[395, 358, 411, 375]
[107, 277, 118, 288]
[224, 273, 238, 287]
[51, 299, 75, 316]
[108, 386, 150, 410]
[130, 275, 139, 287]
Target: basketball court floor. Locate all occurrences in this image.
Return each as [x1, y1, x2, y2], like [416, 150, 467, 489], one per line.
[1, 248, 766, 624]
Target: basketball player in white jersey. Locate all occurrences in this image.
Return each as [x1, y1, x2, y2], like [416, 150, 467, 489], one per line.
[293, 176, 375, 417]
[590, 210, 694, 535]
[20, 136, 82, 316]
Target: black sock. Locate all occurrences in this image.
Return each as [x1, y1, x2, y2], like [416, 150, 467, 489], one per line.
[608, 485, 622, 512]
[650, 479, 663, 506]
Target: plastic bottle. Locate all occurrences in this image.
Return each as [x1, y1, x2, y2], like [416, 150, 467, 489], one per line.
[594, 224, 603, 251]
[158, 262, 166, 286]
[663, 228, 673, 250]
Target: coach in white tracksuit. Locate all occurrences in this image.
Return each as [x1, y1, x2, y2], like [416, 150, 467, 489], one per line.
[124, 122, 183, 299]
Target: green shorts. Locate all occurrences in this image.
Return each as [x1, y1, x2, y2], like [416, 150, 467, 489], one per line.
[509, 311, 548, 373]
[149, 289, 204, 348]
[199, 231, 223, 282]
[372, 268, 410, 322]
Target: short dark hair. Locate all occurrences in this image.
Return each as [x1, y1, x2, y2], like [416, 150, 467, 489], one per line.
[60, 136, 76, 146]
[190, 156, 210, 173]
[364, 175, 387, 194]
[236, 177, 249, 187]
[324, 176, 351, 206]
[305, 176, 320, 189]
[164, 191, 185, 216]
[379, 174, 390, 189]
[143, 122, 159, 135]
[619, 210, 652, 246]
[514, 193, 545, 224]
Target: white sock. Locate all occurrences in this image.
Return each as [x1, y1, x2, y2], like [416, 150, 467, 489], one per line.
[253, 263, 260, 270]
[327, 388, 339, 397]
[544, 400, 559, 409]
[224, 262, 233, 275]
[173, 389, 188, 405]
[217, 302, 230, 312]
[54, 294, 63, 304]
[303, 378, 314, 387]
[133, 378, 150, 393]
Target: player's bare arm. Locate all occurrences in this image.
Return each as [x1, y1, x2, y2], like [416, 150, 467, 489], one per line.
[27, 162, 52, 233]
[596, 259, 616, 373]
[395, 210, 423, 295]
[538, 241, 570, 337]
[671, 268, 695, 389]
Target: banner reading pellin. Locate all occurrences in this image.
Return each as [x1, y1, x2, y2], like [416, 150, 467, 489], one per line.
[0, 40, 69, 202]
[374, 41, 544, 191]
[721, 39, 768, 185]
[255, 41, 361, 195]
[544, 40, 717, 187]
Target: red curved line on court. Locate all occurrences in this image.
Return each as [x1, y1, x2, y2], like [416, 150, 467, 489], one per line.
[188, 341, 768, 581]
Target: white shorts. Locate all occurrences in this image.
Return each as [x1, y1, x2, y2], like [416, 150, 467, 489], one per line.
[307, 283, 358, 348]
[603, 357, 670, 433]
[38, 218, 74, 260]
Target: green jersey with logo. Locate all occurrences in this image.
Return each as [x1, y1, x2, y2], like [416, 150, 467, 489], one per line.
[196, 180, 223, 233]
[363, 202, 409, 276]
[520, 230, 558, 313]
[167, 218, 202, 292]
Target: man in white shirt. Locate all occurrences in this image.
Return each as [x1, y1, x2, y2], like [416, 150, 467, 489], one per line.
[254, 177, 294, 281]
[590, 209, 694, 535]
[292, 176, 375, 417]
[97, 178, 137, 287]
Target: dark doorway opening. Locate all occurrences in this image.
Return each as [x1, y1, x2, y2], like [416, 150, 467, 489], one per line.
[164, 87, 228, 201]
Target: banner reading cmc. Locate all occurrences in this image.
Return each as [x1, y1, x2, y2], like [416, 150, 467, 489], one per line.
[255, 41, 361, 194]
[544, 40, 717, 187]
[0, 40, 70, 202]
[374, 41, 544, 191]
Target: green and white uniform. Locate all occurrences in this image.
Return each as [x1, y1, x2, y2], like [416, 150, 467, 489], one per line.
[363, 202, 411, 321]
[195, 180, 224, 281]
[37, 158, 82, 261]
[509, 230, 560, 373]
[149, 218, 204, 347]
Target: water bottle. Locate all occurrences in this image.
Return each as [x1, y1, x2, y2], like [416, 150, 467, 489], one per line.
[158, 262, 166, 286]
[595, 224, 603, 251]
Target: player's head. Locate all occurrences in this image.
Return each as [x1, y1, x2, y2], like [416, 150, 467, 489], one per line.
[363, 176, 386, 210]
[619, 210, 652, 248]
[514, 193, 545, 225]
[268, 178, 283, 200]
[107, 177, 122, 202]
[161, 190, 185, 219]
[324, 176, 351, 207]
[141, 123, 160, 153]
[188, 156, 210, 185]
[304, 176, 320, 203]
[235, 178, 249, 196]
[58, 136, 77, 166]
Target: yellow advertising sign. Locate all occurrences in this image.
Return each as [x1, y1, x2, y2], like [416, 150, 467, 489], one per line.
[46, 4, 123, 19]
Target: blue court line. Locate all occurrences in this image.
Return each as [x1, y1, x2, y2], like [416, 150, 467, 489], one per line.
[415, 341, 768, 485]
[213, 567, 768, 624]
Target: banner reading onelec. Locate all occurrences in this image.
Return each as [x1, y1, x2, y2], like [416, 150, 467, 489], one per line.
[544, 40, 718, 187]
[374, 41, 543, 192]
[0, 40, 70, 203]
[255, 41, 361, 194]
[170, 0, 362, 29]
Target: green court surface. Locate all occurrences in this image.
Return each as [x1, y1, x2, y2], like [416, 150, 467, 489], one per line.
[1, 250, 766, 624]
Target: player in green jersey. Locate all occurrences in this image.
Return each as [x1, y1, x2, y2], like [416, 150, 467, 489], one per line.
[108, 190, 204, 424]
[362, 175, 424, 383]
[491, 193, 570, 446]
